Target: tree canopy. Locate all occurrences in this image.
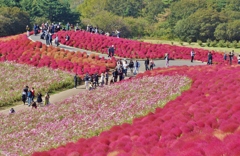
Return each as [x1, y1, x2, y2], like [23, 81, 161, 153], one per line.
[0, 0, 79, 36]
[1, 0, 240, 42]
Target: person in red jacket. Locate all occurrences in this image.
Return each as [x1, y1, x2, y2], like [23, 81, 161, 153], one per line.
[31, 87, 35, 101]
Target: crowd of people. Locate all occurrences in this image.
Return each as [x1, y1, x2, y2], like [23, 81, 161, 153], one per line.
[21, 86, 50, 108]
[10, 86, 50, 114]
[191, 49, 237, 65]
[75, 58, 157, 90]
[27, 21, 121, 40]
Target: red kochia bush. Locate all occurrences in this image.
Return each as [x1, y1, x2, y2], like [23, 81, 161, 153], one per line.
[54, 31, 236, 64]
[0, 34, 116, 76]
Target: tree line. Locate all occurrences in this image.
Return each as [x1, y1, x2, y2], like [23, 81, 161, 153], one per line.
[76, 0, 240, 42]
[0, 0, 79, 37]
[1, 0, 240, 43]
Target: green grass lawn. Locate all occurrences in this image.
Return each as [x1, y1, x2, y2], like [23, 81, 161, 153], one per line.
[142, 39, 240, 53]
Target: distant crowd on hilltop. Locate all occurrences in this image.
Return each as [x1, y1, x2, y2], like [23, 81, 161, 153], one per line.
[26, 22, 121, 39]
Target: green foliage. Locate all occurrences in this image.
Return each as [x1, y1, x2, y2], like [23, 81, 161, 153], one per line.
[73, 0, 240, 42]
[206, 39, 211, 47]
[218, 40, 226, 47]
[238, 41, 240, 48]
[174, 18, 199, 42]
[141, 0, 165, 22]
[210, 40, 218, 47]
[21, 0, 79, 24]
[0, 7, 30, 36]
[231, 40, 238, 48]
[197, 40, 203, 46]
[76, 0, 106, 18]
[105, 0, 141, 18]
[225, 40, 231, 48]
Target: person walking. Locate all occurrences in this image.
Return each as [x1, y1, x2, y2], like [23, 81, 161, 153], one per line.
[84, 73, 90, 90]
[44, 92, 50, 105]
[46, 32, 50, 45]
[26, 25, 30, 37]
[37, 92, 43, 106]
[31, 87, 35, 101]
[118, 66, 124, 81]
[55, 34, 59, 46]
[108, 46, 111, 57]
[27, 89, 33, 106]
[229, 51, 234, 65]
[34, 24, 38, 36]
[100, 73, 105, 86]
[165, 53, 169, 67]
[22, 90, 27, 105]
[134, 60, 140, 75]
[49, 33, 53, 45]
[105, 71, 109, 85]
[149, 59, 155, 70]
[191, 49, 195, 63]
[122, 60, 128, 76]
[129, 60, 134, 75]
[110, 45, 115, 57]
[223, 52, 227, 61]
[207, 52, 213, 65]
[113, 69, 118, 82]
[144, 58, 150, 71]
[74, 74, 78, 88]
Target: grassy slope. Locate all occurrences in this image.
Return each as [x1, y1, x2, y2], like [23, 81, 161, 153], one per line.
[142, 39, 240, 53]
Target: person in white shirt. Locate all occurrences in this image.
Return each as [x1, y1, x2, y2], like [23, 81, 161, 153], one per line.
[122, 60, 128, 76]
[100, 73, 105, 86]
[165, 53, 169, 67]
[191, 49, 195, 63]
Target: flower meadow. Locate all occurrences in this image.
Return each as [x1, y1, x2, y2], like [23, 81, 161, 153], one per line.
[0, 34, 116, 77]
[0, 75, 190, 156]
[30, 65, 240, 156]
[56, 31, 234, 64]
[0, 61, 73, 107]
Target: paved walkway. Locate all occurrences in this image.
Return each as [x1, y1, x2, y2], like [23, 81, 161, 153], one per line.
[0, 35, 206, 115]
[29, 35, 206, 71]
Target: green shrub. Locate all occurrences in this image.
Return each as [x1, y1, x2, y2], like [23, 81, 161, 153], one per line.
[197, 40, 203, 46]
[226, 41, 231, 48]
[206, 39, 211, 47]
[218, 40, 226, 47]
[179, 42, 183, 46]
[187, 39, 192, 45]
[210, 40, 217, 47]
[171, 41, 174, 45]
[232, 40, 238, 48]
[238, 41, 240, 48]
